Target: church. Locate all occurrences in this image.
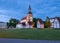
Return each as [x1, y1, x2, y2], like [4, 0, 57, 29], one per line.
[16, 5, 44, 28]
[16, 5, 33, 28]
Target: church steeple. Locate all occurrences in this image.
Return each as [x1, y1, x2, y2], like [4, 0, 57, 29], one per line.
[27, 4, 33, 23]
[28, 5, 32, 14]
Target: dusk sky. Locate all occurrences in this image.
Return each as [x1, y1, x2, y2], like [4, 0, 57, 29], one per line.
[0, 0, 60, 22]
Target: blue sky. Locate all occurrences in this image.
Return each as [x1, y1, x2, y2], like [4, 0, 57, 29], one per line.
[0, 0, 60, 22]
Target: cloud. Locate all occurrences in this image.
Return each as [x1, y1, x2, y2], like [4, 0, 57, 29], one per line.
[0, 15, 11, 22]
[0, 9, 27, 22]
[0, 9, 23, 17]
[0, 0, 60, 21]
[0, 9, 20, 22]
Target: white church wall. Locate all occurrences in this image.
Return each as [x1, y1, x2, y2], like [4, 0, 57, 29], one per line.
[16, 24, 23, 28]
[26, 24, 29, 28]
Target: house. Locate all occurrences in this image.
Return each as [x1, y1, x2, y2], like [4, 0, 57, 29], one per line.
[50, 17, 60, 28]
[16, 5, 33, 28]
[37, 19, 44, 28]
[0, 22, 7, 29]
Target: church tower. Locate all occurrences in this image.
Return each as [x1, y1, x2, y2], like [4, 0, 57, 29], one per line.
[26, 5, 33, 23]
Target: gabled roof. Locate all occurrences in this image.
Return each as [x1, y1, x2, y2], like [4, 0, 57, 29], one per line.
[37, 19, 44, 24]
[50, 17, 60, 22]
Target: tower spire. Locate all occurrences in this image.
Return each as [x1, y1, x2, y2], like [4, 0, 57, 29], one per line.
[29, 4, 31, 11]
[28, 4, 32, 14]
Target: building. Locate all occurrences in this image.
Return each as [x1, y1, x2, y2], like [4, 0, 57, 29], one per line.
[50, 17, 60, 28]
[37, 19, 44, 28]
[0, 22, 7, 29]
[16, 5, 44, 29]
[16, 5, 33, 28]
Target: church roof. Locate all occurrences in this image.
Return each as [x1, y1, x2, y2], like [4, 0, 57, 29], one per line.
[21, 17, 27, 20]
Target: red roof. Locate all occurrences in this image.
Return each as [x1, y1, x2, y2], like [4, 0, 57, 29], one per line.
[37, 19, 44, 24]
[21, 17, 27, 20]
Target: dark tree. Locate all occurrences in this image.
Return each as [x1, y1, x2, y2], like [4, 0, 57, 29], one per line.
[44, 16, 51, 28]
[8, 18, 19, 28]
[33, 18, 37, 28]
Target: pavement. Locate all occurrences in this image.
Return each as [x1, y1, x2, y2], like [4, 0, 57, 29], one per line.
[0, 38, 60, 43]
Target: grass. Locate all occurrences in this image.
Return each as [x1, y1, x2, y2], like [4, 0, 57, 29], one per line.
[0, 28, 60, 40]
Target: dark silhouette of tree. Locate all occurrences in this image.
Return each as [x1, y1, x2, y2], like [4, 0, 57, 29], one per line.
[33, 18, 37, 28]
[8, 18, 19, 28]
[44, 16, 51, 28]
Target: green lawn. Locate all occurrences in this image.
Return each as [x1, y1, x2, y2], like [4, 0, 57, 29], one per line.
[0, 28, 60, 40]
